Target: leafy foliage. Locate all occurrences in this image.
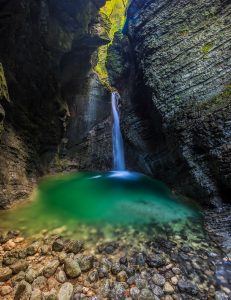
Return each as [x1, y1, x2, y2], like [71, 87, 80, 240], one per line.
[95, 0, 128, 84]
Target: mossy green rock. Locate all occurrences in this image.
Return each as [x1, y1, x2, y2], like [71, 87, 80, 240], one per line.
[63, 258, 81, 278]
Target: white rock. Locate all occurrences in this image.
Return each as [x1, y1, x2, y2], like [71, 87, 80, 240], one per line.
[58, 282, 74, 300]
[30, 289, 42, 300]
[0, 285, 12, 296]
[163, 282, 174, 294]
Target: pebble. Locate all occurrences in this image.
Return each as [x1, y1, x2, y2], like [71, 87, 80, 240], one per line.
[0, 266, 12, 281]
[7, 230, 20, 238]
[58, 252, 67, 263]
[32, 276, 47, 290]
[88, 270, 99, 283]
[165, 295, 174, 300]
[3, 251, 18, 265]
[171, 276, 178, 285]
[166, 264, 173, 269]
[153, 273, 165, 286]
[25, 268, 38, 283]
[136, 253, 146, 265]
[30, 288, 42, 300]
[165, 271, 174, 280]
[11, 259, 29, 274]
[120, 256, 128, 266]
[147, 255, 166, 268]
[43, 288, 57, 300]
[27, 242, 40, 256]
[111, 282, 126, 299]
[111, 262, 121, 275]
[152, 285, 164, 297]
[47, 277, 59, 290]
[56, 270, 67, 283]
[221, 286, 231, 295]
[43, 260, 59, 277]
[117, 270, 128, 282]
[215, 291, 229, 300]
[14, 237, 24, 243]
[58, 283, 74, 300]
[3, 240, 16, 251]
[0, 285, 12, 296]
[41, 245, 50, 255]
[14, 280, 32, 300]
[64, 257, 81, 278]
[178, 279, 198, 295]
[101, 257, 112, 271]
[65, 240, 84, 254]
[100, 279, 111, 297]
[18, 249, 27, 259]
[163, 282, 174, 294]
[130, 287, 140, 298]
[172, 268, 181, 275]
[52, 239, 64, 252]
[105, 245, 115, 254]
[135, 277, 147, 289]
[98, 265, 109, 278]
[11, 271, 26, 286]
[78, 255, 94, 272]
[139, 288, 155, 300]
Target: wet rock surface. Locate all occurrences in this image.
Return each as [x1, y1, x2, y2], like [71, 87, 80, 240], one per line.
[0, 221, 230, 300]
[0, 0, 112, 208]
[108, 0, 231, 207]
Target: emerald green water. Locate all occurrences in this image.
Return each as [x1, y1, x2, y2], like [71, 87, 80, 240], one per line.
[0, 171, 201, 238]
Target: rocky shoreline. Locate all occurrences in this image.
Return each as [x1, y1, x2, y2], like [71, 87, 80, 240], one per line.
[0, 223, 230, 300]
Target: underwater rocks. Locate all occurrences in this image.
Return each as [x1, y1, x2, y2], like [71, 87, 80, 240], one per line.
[0, 224, 230, 300]
[63, 258, 82, 278]
[0, 266, 12, 282]
[58, 282, 74, 300]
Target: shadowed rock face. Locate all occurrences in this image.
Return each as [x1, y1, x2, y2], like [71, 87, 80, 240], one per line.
[108, 0, 231, 206]
[0, 0, 112, 208]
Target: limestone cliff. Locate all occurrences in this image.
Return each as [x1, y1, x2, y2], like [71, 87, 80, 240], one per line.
[0, 0, 112, 208]
[108, 0, 231, 206]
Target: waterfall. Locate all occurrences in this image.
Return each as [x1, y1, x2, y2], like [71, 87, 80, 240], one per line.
[112, 91, 126, 171]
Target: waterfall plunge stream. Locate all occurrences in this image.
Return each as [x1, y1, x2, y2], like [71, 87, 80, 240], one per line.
[0, 92, 201, 233]
[112, 92, 126, 171]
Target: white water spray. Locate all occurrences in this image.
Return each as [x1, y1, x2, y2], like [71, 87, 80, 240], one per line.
[111, 91, 126, 171]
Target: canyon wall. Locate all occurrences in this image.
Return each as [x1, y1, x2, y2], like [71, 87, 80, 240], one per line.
[0, 0, 112, 208]
[108, 0, 231, 206]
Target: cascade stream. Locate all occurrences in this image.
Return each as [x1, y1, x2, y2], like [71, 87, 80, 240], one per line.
[112, 91, 126, 171]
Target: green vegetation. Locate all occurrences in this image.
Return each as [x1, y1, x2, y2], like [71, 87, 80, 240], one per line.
[201, 42, 214, 55]
[210, 84, 231, 105]
[199, 84, 231, 111]
[175, 95, 181, 102]
[0, 63, 10, 102]
[179, 26, 190, 37]
[202, 8, 217, 18]
[95, 0, 128, 85]
[222, 84, 231, 97]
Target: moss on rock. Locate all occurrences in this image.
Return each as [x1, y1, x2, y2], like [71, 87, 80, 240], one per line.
[95, 0, 128, 84]
[0, 63, 9, 102]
